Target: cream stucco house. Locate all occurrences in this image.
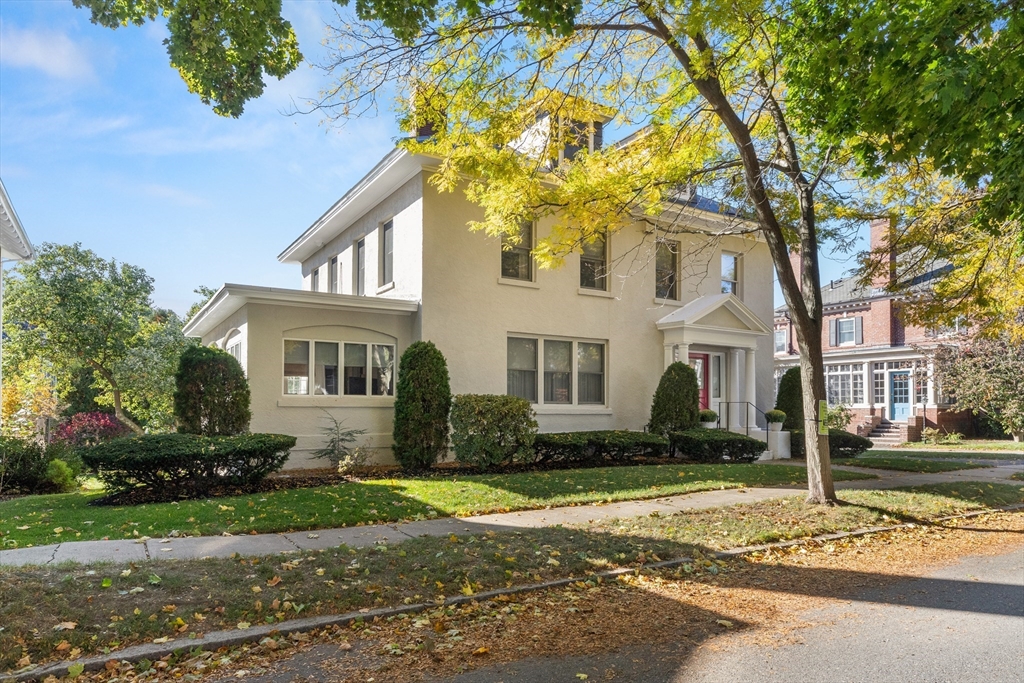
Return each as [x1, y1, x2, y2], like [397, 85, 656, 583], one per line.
[184, 140, 778, 468]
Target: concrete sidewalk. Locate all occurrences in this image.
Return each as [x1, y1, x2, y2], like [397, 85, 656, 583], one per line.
[1, 465, 1020, 568]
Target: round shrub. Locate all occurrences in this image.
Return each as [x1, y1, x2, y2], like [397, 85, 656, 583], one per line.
[44, 459, 76, 493]
[393, 341, 452, 470]
[450, 394, 537, 470]
[765, 409, 786, 424]
[774, 367, 803, 431]
[698, 409, 718, 423]
[790, 429, 872, 459]
[54, 412, 130, 447]
[648, 362, 699, 436]
[174, 345, 252, 436]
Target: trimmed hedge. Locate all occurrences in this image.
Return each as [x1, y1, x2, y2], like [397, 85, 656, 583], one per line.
[532, 430, 668, 464]
[393, 341, 452, 470]
[669, 428, 766, 463]
[82, 433, 295, 498]
[648, 362, 700, 435]
[450, 394, 538, 470]
[790, 429, 872, 459]
[774, 367, 803, 431]
[0, 437, 80, 494]
[174, 345, 252, 436]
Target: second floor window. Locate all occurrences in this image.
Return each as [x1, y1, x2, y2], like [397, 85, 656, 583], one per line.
[721, 253, 739, 294]
[580, 234, 607, 290]
[329, 256, 339, 293]
[774, 329, 786, 353]
[655, 239, 679, 300]
[381, 221, 394, 285]
[355, 239, 366, 296]
[311, 267, 320, 292]
[501, 222, 533, 281]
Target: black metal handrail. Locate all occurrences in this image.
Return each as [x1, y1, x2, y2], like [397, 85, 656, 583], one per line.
[713, 402, 767, 436]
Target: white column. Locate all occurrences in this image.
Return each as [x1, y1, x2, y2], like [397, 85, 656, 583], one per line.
[678, 342, 690, 365]
[745, 348, 756, 428]
[728, 348, 742, 429]
[663, 344, 675, 370]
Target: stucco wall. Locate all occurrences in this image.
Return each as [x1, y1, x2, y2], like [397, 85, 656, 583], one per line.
[204, 301, 417, 468]
[418, 179, 776, 432]
[301, 175, 424, 301]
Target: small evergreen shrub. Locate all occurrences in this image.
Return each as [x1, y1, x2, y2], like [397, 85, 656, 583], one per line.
[531, 430, 668, 464]
[450, 394, 537, 470]
[44, 459, 76, 493]
[174, 345, 252, 436]
[311, 410, 368, 474]
[790, 429, 872, 459]
[53, 412, 130, 447]
[82, 433, 295, 499]
[699, 409, 719, 423]
[669, 428, 765, 463]
[648, 362, 700, 436]
[392, 341, 452, 470]
[774, 367, 803, 431]
[765, 409, 786, 424]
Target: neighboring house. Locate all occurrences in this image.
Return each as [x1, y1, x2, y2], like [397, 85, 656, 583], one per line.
[0, 178, 36, 424]
[773, 219, 969, 444]
[185, 122, 777, 467]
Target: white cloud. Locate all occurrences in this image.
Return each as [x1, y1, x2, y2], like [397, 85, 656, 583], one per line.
[0, 24, 95, 81]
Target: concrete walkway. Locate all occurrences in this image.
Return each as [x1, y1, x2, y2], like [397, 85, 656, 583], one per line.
[1, 464, 1020, 568]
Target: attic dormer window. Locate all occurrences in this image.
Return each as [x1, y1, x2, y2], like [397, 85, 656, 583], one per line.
[562, 119, 603, 162]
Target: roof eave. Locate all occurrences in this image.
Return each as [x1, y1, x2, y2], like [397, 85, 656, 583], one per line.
[0, 178, 34, 261]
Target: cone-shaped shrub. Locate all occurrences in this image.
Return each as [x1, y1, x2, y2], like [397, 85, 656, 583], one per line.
[393, 341, 452, 470]
[174, 345, 251, 436]
[774, 366, 803, 431]
[648, 362, 699, 435]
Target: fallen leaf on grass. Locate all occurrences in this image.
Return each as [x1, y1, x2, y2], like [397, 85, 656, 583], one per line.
[266, 575, 282, 587]
[472, 646, 490, 656]
[54, 640, 70, 652]
[16, 525, 29, 530]
[67, 663, 85, 679]
[16, 655, 31, 668]
[53, 622, 77, 631]
[237, 621, 251, 629]
[576, 675, 589, 680]
[716, 619, 734, 628]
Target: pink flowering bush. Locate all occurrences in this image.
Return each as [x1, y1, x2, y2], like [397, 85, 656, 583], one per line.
[54, 412, 131, 447]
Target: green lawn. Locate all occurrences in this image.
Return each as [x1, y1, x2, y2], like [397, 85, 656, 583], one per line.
[0, 464, 874, 549]
[1011, 471, 1024, 481]
[842, 457, 989, 473]
[868, 448, 1024, 461]
[885, 440, 1024, 453]
[2, 481, 1018, 673]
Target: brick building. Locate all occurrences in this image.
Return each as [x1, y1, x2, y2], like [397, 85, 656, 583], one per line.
[773, 220, 970, 444]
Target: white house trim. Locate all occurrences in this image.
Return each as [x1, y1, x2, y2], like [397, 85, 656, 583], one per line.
[184, 283, 419, 338]
[656, 293, 771, 350]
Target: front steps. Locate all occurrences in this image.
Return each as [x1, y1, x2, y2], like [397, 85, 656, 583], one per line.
[868, 419, 904, 447]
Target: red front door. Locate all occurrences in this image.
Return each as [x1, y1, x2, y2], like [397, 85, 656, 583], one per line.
[689, 353, 709, 409]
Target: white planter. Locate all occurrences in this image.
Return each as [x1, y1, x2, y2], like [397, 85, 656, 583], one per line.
[768, 422, 783, 432]
[702, 421, 718, 429]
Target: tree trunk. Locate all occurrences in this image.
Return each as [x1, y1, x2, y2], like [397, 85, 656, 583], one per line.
[792, 311, 836, 502]
[93, 364, 144, 434]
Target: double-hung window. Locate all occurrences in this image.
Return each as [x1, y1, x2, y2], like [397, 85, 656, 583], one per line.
[311, 267, 320, 292]
[329, 256, 339, 293]
[501, 222, 533, 281]
[380, 221, 394, 286]
[284, 339, 394, 397]
[580, 235, 607, 290]
[774, 329, 786, 353]
[508, 336, 606, 406]
[355, 239, 366, 296]
[655, 240, 679, 300]
[837, 318, 856, 344]
[721, 253, 739, 294]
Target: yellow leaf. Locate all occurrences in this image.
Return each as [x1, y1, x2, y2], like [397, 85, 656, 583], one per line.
[266, 575, 282, 587]
[577, 675, 589, 680]
[16, 655, 31, 667]
[16, 525, 29, 530]
[472, 646, 489, 656]
[54, 640, 71, 652]
[237, 621, 251, 629]
[315, 568, 325, 576]
[251, 585, 262, 593]
[716, 619, 734, 628]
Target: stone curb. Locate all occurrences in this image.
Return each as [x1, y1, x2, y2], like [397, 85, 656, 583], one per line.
[6, 503, 1023, 683]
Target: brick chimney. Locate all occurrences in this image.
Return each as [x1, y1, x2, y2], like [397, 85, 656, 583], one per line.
[870, 217, 896, 289]
[788, 247, 803, 292]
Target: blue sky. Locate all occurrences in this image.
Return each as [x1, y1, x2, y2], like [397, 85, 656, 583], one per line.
[0, 0, 866, 316]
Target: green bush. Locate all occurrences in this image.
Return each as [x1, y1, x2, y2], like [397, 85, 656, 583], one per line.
[393, 341, 452, 470]
[174, 345, 252, 436]
[698, 409, 719, 423]
[648, 362, 700, 435]
[450, 394, 538, 470]
[44, 459, 76, 493]
[82, 433, 295, 499]
[790, 429, 872, 459]
[531, 430, 668, 464]
[774, 367, 803, 431]
[669, 428, 766, 463]
[765, 409, 786, 424]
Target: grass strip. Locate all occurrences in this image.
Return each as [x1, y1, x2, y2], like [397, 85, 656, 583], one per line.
[0, 463, 874, 548]
[841, 457, 988, 473]
[2, 481, 1019, 673]
[876, 441, 1024, 454]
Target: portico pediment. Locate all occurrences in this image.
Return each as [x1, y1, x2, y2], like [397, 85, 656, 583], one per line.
[657, 293, 770, 350]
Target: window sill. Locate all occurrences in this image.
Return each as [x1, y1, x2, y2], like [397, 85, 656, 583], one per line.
[653, 297, 683, 306]
[533, 405, 613, 415]
[277, 396, 395, 408]
[577, 287, 614, 298]
[497, 277, 540, 289]
[376, 282, 395, 295]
